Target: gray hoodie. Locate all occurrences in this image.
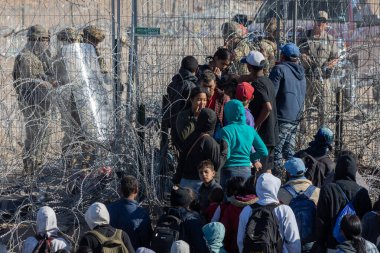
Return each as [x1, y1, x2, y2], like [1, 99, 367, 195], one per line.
[237, 173, 301, 253]
[22, 206, 71, 253]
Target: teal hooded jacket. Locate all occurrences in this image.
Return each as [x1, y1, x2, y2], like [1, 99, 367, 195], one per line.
[221, 99, 268, 168]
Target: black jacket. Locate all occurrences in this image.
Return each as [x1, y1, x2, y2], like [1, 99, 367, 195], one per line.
[314, 153, 372, 251]
[79, 224, 135, 253]
[173, 108, 227, 183]
[166, 207, 211, 253]
[167, 68, 198, 150]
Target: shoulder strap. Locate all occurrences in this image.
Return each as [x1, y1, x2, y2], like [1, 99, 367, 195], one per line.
[185, 133, 210, 160]
[284, 184, 299, 198]
[335, 183, 350, 203]
[303, 185, 316, 199]
[87, 230, 110, 245]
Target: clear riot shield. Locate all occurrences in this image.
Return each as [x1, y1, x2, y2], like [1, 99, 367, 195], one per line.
[58, 43, 112, 143]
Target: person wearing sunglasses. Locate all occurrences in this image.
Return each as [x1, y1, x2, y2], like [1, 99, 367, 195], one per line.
[298, 11, 339, 125]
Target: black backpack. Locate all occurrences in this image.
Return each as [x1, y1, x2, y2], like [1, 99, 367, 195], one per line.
[284, 184, 317, 245]
[32, 234, 56, 253]
[243, 203, 283, 253]
[301, 154, 334, 187]
[151, 214, 184, 253]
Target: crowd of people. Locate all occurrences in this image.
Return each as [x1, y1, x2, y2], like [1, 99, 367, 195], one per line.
[15, 10, 379, 253]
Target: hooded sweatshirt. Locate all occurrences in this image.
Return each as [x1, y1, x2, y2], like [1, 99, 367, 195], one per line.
[269, 61, 306, 123]
[221, 195, 258, 253]
[171, 240, 190, 253]
[167, 68, 198, 149]
[22, 206, 71, 253]
[336, 239, 379, 253]
[202, 222, 227, 253]
[237, 173, 301, 253]
[221, 100, 268, 168]
[80, 202, 135, 253]
[314, 153, 372, 250]
[174, 108, 227, 183]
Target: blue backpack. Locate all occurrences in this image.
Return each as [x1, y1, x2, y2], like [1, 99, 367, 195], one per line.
[332, 184, 357, 243]
[284, 184, 317, 244]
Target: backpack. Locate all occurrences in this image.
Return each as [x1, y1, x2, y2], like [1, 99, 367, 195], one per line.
[301, 153, 334, 187]
[151, 214, 184, 253]
[87, 229, 129, 253]
[243, 203, 283, 253]
[32, 234, 56, 253]
[284, 184, 317, 244]
[333, 184, 357, 243]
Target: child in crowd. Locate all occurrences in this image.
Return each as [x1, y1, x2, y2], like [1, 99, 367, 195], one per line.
[220, 99, 268, 188]
[337, 215, 379, 253]
[204, 187, 225, 222]
[202, 222, 227, 253]
[235, 82, 255, 128]
[171, 240, 190, 253]
[198, 160, 222, 214]
[221, 176, 258, 253]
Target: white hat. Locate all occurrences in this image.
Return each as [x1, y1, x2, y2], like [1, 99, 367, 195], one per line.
[240, 50, 266, 67]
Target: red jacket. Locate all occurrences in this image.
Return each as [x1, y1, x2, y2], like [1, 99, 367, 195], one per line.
[207, 88, 230, 127]
[221, 195, 258, 253]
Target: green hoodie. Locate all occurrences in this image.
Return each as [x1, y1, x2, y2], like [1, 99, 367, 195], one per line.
[221, 99, 268, 167]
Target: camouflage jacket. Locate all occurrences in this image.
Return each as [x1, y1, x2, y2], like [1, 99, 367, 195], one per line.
[12, 47, 54, 104]
[95, 47, 108, 74]
[228, 39, 251, 75]
[298, 30, 339, 70]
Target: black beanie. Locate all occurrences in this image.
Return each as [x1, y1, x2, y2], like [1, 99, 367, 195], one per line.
[335, 150, 357, 182]
[170, 186, 192, 207]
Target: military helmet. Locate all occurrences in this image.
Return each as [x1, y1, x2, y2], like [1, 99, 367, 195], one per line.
[221, 21, 243, 39]
[264, 17, 283, 34]
[27, 25, 50, 39]
[57, 27, 83, 42]
[83, 25, 105, 43]
[314, 126, 334, 146]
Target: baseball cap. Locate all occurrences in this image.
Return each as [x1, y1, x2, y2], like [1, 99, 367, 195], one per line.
[284, 157, 306, 177]
[281, 43, 300, 58]
[316, 11, 328, 22]
[236, 82, 254, 101]
[240, 50, 266, 68]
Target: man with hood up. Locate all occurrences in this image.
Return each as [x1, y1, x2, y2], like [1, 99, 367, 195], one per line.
[237, 173, 301, 253]
[312, 151, 372, 252]
[220, 99, 268, 189]
[79, 202, 135, 253]
[269, 43, 306, 176]
[294, 126, 335, 187]
[173, 108, 227, 192]
[22, 206, 71, 253]
[166, 56, 199, 152]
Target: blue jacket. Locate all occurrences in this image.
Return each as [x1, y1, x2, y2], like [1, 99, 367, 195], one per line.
[107, 199, 152, 250]
[221, 100, 268, 167]
[269, 61, 306, 123]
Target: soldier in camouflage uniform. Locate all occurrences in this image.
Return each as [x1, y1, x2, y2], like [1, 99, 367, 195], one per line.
[221, 21, 251, 75]
[298, 11, 339, 124]
[53, 27, 85, 168]
[12, 25, 55, 174]
[260, 17, 281, 76]
[82, 25, 108, 75]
